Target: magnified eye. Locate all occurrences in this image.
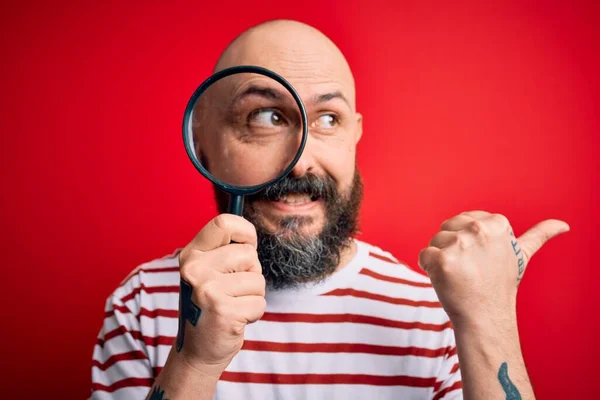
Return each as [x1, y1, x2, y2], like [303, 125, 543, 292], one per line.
[314, 114, 338, 129]
[249, 109, 285, 127]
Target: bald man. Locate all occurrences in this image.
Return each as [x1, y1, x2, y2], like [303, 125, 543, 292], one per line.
[90, 20, 569, 400]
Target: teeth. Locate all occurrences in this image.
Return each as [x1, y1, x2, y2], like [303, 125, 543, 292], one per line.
[278, 194, 311, 204]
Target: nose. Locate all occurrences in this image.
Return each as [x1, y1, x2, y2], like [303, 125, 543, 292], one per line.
[289, 134, 315, 178]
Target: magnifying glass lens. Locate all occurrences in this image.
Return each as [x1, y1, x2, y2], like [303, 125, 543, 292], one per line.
[187, 73, 304, 188]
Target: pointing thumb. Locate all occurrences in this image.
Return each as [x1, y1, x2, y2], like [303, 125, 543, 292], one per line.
[517, 219, 570, 267]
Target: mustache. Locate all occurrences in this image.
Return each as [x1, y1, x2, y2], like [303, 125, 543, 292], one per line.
[248, 173, 338, 203]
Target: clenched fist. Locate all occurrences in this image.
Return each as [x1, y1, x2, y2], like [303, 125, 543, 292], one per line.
[418, 211, 569, 326]
[176, 214, 267, 372]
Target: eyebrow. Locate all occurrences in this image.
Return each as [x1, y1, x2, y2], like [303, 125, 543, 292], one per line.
[232, 86, 350, 109]
[314, 91, 350, 107]
[234, 85, 282, 103]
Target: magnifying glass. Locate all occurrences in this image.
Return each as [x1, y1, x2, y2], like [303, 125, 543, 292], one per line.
[183, 66, 308, 216]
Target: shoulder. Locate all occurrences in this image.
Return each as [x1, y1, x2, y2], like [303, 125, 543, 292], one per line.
[351, 239, 445, 310]
[106, 250, 181, 314]
[118, 249, 181, 286]
[353, 239, 455, 341]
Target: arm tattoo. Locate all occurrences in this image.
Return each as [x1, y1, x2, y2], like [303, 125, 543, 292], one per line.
[498, 362, 522, 400]
[509, 231, 526, 283]
[149, 386, 169, 400]
[176, 279, 202, 352]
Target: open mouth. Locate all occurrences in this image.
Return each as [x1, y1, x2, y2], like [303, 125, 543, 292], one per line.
[267, 193, 322, 212]
[275, 194, 318, 203]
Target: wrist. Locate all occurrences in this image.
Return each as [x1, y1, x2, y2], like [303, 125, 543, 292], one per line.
[178, 349, 230, 379]
[152, 348, 225, 400]
[449, 306, 518, 336]
[452, 313, 523, 366]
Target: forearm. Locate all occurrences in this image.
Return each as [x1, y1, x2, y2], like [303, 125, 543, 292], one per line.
[145, 347, 223, 400]
[454, 317, 535, 400]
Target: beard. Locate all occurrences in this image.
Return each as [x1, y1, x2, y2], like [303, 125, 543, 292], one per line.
[213, 168, 363, 290]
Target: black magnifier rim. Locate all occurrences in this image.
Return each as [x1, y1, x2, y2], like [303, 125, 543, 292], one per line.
[182, 65, 308, 196]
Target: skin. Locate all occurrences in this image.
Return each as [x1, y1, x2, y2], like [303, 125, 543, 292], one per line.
[193, 73, 303, 186]
[148, 20, 569, 400]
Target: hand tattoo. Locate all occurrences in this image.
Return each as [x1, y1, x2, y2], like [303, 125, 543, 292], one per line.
[510, 231, 526, 283]
[498, 362, 522, 400]
[149, 386, 169, 400]
[176, 279, 201, 352]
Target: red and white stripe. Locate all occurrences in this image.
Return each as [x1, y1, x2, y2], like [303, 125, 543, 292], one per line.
[90, 241, 462, 399]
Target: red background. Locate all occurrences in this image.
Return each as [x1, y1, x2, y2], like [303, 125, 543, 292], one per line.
[1, 1, 598, 398]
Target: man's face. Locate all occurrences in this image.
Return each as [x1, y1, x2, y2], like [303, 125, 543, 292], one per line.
[207, 21, 363, 288]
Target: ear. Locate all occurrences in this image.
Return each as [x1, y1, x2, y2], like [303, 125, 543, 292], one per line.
[355, 112, 363, 144]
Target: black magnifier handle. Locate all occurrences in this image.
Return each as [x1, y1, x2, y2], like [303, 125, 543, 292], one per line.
[227, 194, 245, 216]
[227, 194, 245, 244]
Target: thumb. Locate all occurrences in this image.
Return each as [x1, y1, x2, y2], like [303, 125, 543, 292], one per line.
[517, 219, 570, 265]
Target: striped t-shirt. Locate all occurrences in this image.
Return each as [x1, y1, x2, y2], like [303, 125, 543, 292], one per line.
[91, 239, 463, 399]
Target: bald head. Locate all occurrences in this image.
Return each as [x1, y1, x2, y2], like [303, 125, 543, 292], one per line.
[214, 20, 357, 110]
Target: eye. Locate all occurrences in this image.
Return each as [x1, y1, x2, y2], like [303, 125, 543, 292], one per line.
[249, 109, 285, 127]
[314, 114, 338, 129]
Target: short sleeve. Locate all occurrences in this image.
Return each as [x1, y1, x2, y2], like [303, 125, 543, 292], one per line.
[432, 329, 463, 399]
[90, 295, 153, 399]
